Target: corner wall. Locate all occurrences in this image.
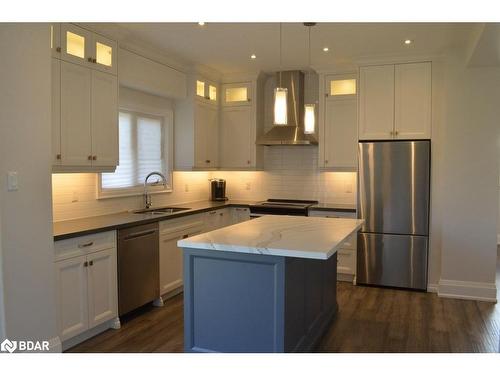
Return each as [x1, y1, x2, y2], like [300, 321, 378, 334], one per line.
[437, 58, 500, 301]
[0, 24, 59, 348]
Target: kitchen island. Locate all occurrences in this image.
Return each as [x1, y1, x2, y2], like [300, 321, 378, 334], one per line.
[178, 215, 364, 353]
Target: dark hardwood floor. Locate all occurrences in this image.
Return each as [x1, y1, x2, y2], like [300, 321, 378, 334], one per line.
[69, 259, 500, 353]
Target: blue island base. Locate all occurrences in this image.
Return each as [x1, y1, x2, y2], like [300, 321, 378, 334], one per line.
[182, 248, 338, 353]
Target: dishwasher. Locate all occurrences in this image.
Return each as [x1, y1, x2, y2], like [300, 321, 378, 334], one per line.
[118, 222, 159, 316]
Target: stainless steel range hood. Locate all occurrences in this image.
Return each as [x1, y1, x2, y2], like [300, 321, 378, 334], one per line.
[257, 70, 318, 146]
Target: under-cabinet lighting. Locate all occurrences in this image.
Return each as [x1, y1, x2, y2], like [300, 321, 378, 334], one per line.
[198, 22, 205, 26]
[323, 47, 329, 52]
[404, 39, 412, 45]
[250, 54, 256, 59]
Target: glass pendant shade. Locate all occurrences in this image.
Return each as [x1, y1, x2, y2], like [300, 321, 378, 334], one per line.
[304, 104, 315, 134]
[273, 87, 288, 125]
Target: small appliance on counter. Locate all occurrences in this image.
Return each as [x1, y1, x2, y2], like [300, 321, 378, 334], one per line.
[210, 178, 228, 201]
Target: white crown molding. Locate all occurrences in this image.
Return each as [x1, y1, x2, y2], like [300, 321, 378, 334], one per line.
[438, 278, 497, 302]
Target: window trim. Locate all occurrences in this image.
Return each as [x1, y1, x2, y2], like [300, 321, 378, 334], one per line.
[97, 107, 174, 200]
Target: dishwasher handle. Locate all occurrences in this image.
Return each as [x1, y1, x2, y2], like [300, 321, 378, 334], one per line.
[123, 229, 157, 241]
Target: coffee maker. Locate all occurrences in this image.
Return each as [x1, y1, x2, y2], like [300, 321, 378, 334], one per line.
[210, 179, 228, 201]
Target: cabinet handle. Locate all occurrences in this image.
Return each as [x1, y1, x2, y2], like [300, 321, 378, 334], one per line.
[92, 58, 97, 64]
[394, 131, 399, 136]
[88, 155, 92, 161]
[87, 57, 93, 62]
[83, 261, 88, 267]
[78, 241, 94, 248]
[247, 160, 251, 164]
[56, 47, 61, 53]
[56, 154, 61, 160]
[325, 160, 328, 164]
[92, 155, 97, 161]
[390, 131, 394, 136]
[205, 160, 210, 163]
[325, 93, 329, 98]
[247, 98, 251, 102]
[182, 234, 189, 239]
[88, 260, 94, 266]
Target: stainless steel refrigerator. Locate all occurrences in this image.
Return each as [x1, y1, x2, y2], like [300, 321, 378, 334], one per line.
[357, 140, 430, 290]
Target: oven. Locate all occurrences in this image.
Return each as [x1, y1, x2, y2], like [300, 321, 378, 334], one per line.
[249, 199, 319, 218]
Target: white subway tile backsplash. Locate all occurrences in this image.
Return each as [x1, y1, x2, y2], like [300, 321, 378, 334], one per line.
[52, 147, 356, 221]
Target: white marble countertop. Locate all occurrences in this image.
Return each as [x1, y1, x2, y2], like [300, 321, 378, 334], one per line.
[177, 215, 365, 260]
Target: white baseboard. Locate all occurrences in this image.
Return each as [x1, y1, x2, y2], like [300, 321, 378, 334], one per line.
[427, 283, 439, 293]
[48, 336, 62, 353]
[61, 318, 118, 351]
[438, 278, 497, 302]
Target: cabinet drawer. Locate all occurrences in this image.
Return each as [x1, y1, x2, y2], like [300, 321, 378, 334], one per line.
[159, 214, 204, 236]
[337, 249, 355, 275]
[55, 230, 116, 261]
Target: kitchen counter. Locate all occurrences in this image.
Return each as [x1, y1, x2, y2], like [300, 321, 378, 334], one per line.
[178, 215, 364, 260]
[53, 200, 256, 241]
[179, 215, 364, 353]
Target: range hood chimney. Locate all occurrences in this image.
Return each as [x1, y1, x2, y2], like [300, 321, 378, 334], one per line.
[257, 70, 318, 146]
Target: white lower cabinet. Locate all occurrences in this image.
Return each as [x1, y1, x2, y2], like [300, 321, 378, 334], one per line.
[231, 207, 250, 224]
[205, 208, 231, 231]
[54, 231, 118, 343]
[308, 209, 358, 283]
[159, 215, 204, 297]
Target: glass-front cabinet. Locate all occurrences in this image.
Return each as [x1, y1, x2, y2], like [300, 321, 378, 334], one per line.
[55, 24, 117, 75]
[196, 78, 218, 104]
[222, 82, 252, 106]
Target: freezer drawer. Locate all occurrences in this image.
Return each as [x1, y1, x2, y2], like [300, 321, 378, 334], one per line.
[356, 232, 428, 290]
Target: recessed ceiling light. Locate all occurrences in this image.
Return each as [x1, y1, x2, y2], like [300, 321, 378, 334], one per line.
[198, 22, 205, 26]
[323, 47, 329, 52]
[404, 39, 412, 45]
[250, 54, 256, 59]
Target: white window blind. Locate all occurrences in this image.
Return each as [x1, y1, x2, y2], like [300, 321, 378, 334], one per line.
[101, 111, 167, 190]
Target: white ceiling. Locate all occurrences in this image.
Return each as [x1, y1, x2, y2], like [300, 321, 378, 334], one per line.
[93, 22, 479, 75]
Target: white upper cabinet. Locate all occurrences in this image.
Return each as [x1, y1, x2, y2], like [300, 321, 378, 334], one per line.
[91, 70, 118, 167]
[359, 62, 432, 140]
[194, 100, 219, 168]
[60, 24, 93, 67]
[222, 82, 252, 106]
[52, 24, 119, 172]
[358, 65, 395, 140]
[91, 34, 117, 75]
[321, 74, 358, 169]
[52, 58, 61, 165]
[220, 105, 253, 168]
[60, 61, 92, 167]
[394, 62, 432, 139]
[57, 24, 117, 75]
[50, 23, 61, 58]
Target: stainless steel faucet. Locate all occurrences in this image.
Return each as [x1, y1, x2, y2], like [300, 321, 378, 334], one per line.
[143, 171, 167, 209]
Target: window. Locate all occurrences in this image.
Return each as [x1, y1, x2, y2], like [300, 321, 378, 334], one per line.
[99, 110, 173, 197]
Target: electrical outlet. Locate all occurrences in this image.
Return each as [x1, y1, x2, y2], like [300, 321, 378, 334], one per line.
[245, 182, 251, 190]
[184, 184, 189, 192]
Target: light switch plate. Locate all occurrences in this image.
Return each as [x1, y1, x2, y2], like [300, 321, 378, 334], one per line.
[7, 171, 18, 191]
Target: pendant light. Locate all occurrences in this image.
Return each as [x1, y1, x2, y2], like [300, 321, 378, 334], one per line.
[304, 23, 316, 134]
[274, 23, 288, 125]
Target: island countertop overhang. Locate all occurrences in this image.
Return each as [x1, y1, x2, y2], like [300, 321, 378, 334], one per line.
[177, 215, 364, 260]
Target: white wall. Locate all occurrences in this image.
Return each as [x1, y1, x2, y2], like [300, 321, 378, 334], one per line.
[0, 24, 59, 348]
[437, 57, 500, 301]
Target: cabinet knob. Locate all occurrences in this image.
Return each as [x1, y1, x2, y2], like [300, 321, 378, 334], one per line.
[56, 154, 61, 160]
[89, 260, 94, 266]
[394, 131, 399, 136]
[325, 160, 328, 164]
[56, 47, 61, 53]
[205, 160, 210, 163]
[325, 93, 329, 98]
[182, 234, 189, 239]
[92, 155, 97, 161]
[87, 57, 93, 62]
[247, 98, 251, 102]
[92, 58, 97, 64]
[390, 131, 394, 136]
[247, 160, 251, 164]
[83, 261, 88, 267]
[87, 155, 92, 161]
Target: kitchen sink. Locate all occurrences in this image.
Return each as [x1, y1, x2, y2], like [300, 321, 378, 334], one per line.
[133, 207, 191, 215]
